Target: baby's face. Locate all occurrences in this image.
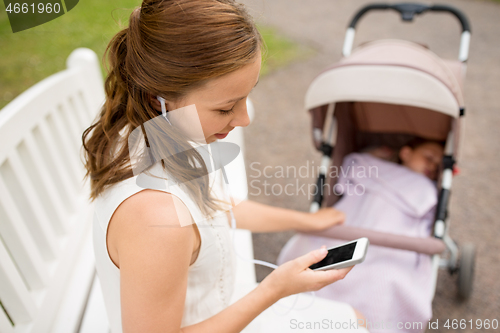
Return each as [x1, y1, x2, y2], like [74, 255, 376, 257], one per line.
[399, 142, 444, 180]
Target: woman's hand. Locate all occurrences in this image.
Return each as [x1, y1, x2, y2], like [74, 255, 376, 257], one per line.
[296, 207, 345, 232]
[260, 245, 352, 299]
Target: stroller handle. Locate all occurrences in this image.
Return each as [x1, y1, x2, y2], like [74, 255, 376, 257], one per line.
[342, 2, 471, 61]
[348, 3, 470, 32]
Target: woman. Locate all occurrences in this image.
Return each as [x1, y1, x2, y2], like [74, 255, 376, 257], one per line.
[83, 1, 367, 332]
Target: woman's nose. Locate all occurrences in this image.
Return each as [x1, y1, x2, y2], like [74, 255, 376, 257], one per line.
[231, 104, 251, 128]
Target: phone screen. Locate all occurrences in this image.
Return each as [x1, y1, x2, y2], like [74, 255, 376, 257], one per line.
[309, 242, 357, 270]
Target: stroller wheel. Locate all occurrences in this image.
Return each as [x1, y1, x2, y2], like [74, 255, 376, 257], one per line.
[457, 243, 476, 300]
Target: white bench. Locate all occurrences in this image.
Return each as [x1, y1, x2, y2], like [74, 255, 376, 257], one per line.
[0, 48, 256, 333]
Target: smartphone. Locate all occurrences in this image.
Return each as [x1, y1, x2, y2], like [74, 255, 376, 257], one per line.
[309, 237, 369, 271]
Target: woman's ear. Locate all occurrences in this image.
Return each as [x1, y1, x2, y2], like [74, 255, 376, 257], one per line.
[150, 95, 162, 112]
[399, 146, 412, 165]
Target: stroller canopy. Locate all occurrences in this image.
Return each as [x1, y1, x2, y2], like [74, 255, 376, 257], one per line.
[305, 39, 465, 118]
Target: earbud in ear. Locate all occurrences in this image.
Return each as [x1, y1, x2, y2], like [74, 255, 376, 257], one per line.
[156, 96, 172, 125]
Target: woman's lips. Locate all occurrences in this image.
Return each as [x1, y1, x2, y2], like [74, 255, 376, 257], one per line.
[214, 132, 229, 139]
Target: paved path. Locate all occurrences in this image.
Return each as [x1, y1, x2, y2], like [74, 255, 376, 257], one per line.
[240, 0, 500, 331]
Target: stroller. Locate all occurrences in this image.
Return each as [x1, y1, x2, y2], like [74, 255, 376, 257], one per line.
[303, 3, 475, 302]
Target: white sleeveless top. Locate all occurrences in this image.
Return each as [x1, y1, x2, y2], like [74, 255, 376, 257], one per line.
[92, 147, 236, 333]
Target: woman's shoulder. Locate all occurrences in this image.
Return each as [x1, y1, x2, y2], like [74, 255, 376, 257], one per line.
[113, 188, 194, 229]
[106, 188, 196, 269]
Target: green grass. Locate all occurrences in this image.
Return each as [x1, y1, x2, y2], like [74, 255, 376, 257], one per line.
[257, 24, 315, 76]
[0, 0, 140, 109]
[0, 1, 313, 110]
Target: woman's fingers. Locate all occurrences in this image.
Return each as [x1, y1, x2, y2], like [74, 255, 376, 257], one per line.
[313, 265, 354, 287]
[310, 208, 346, 231]
[330, 266, 353, 280]
[269, 247, 356, 297]
[332, 209, 346, 225]
[294, 247, 328, 270]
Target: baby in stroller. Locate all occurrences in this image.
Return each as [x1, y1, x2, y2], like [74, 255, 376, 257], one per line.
[277, 137, 444, 333]
[365, 137, 444, 180]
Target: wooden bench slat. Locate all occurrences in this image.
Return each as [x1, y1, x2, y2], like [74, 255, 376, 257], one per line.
[0, 306, 15, 333]
[5, 151, 60, 259]
[22, 133, 69, 234]
[67, 93, 88, 132]
[75, 90, 95, 127]
[0, 176, 49, 290]
[72, 78, 103, 123]
[50, 211, 95, 333]
[0, 237, 38, 324]
[36, 120, 79, 210]
[77, 90, 94, 124]
[28, 195, 94, 333]
[44, 112, 85, 187]
[56, 101, 82, 155]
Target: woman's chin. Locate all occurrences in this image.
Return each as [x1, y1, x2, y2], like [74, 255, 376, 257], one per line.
[206, 136, 217, 143]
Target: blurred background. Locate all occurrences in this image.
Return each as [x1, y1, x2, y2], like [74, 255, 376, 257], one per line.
[1, 0, 499, 332]
[239, 1, 500, 332]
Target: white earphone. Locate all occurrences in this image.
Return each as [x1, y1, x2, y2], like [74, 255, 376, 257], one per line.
[156, 96, 172, 125]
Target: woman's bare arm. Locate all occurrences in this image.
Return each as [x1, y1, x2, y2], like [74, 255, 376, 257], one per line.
[111, 190, 350, 333]
[227, 199, 345, 233]
[111, 189, 194, 332]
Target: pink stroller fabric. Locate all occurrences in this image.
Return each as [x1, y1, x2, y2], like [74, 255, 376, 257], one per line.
[277, 153, 438, 333]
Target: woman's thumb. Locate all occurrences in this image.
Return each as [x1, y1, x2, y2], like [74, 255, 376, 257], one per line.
[295, 246, 328, 269]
